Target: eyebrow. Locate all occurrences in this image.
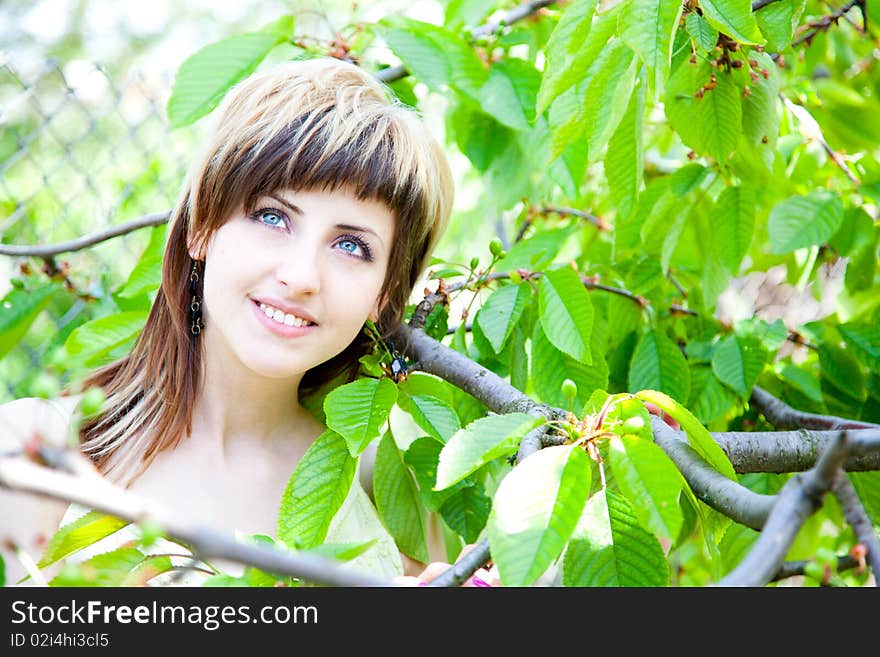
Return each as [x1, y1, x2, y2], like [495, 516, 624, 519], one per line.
[268, 194, 385, 247]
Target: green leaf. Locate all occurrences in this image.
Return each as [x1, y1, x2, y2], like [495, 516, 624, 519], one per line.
[167, 32, 284, 128]
[686, 12, 719, 52]
[38, 511, 129, 568]
[438, 482, 492, 544]
[607, 435, 685, 541]
[819, 343, 866, 400]
[838, 323, 880, 372]
[741, 52, 780, 151]
[475, 283, 531, 354]
[718, 522, 760, 575]
[50, 547, 150, 587]
[120, 555, 177, 586]
[488, 445, 592, 587]
[711, 334, 766, 398]
[435, 413, 546, 490]
[306, 540, 377, 564]
[324, 377, 398, 456]
[628, 330, 691, 404]
[606, 81, 646, 221]
[278, 430, 356, 548]
[778, 363, 824, 403]
[116, 224, 167, 299]
[398, 372, 455, 405]
[531, 321, 609, 411]
[669, 162, 709, 197]
[620, 0, 684, 93]
[480, 59, 541, 131]
[635, 389, 738, 480]
[699, 0, 765, 45]
[495, 225, 577, 272]
[768, 191, 845, 254]
[379, 24, 449, 90]
[665, 59, 742, 162]
[688, 365, 738, 424]
[378, 17, 486, 100]
[536, 0, 600, 114]
[373, 432, 428, 563]
[563, 489, 669, 586]
[713, 186, 755, 273]
[52, 311, 147, 371]
[549, 39, 636, 161]
[539, 266, 593, 364]
[404, 437, 466, 512]
[0, 282, 60, 359]
[397, 392, 461, 443]
[755, 0, 800, 51]
[848, 472, 880, 524]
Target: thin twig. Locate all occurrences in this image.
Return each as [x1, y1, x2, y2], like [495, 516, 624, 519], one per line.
[831, 475, 880, 577]
[0, 212, 171, 258]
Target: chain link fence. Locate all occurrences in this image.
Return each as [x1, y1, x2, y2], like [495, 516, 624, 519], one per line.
[0, 56, 202, 402]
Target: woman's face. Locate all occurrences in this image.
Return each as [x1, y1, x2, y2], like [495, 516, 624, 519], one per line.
[194, 187, 395, 380]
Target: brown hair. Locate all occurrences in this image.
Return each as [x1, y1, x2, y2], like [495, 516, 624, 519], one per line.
[72, 57, 454, 484]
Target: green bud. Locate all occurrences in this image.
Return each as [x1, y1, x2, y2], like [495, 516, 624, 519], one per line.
[489, 238, 504, 257]
[30, 372, 60, 399]
[561, 378, 577, 400]
[509, 270, 523, 285]
[470, 256, 480, 270]
[79, 386, 107, 418]
[620, 415, 645, 435]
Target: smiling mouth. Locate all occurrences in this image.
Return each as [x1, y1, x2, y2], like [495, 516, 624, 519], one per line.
[255, 300, 316, 328]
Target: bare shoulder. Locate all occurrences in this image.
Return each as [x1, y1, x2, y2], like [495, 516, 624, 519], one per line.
[0, 394, 83, 449]
[0, 395, 82, 585]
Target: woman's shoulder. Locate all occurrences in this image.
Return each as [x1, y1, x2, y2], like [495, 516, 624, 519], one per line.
[0, 393, 84, 449]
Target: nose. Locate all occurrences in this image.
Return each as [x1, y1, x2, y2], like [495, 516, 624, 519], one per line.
[275, 240, 321, 296]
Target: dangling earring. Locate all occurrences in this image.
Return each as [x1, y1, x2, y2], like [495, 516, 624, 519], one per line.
[189, 259, 204, 336]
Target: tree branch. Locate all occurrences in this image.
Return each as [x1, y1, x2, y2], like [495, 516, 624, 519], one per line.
[752, 0, 785, 12]
[0, 455, 390, 587]
[710, 426, 880, 473]
[750, 385, 880, 430]
[393, 323, 563, 422]
[0, 212, 171, 258]
[718, 431, 851, 586]
[651, 416, 775, 530]
[771, 554, 860, 582]
[426, 539, 493, 587]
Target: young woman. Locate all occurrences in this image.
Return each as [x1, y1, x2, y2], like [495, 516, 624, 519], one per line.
[0, 56, 461, 585]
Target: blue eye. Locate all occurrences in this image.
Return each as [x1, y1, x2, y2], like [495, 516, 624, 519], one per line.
[338, 239, 360, 254]
[260, 210, 284, 226]
[336, 234, 373, 261]
[252, 208, 286, 229]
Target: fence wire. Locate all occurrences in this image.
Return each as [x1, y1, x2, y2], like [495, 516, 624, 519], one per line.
[1, 56, 201, 402]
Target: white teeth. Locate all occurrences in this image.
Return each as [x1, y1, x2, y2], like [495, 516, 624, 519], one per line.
[258, 302, 311, 328]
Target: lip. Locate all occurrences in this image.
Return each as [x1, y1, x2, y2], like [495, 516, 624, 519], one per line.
[251, 297, 319, 325]
[251, 299, 318, 339]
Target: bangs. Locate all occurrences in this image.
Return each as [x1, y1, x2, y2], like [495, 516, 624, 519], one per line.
[234, 111, 426, 225]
